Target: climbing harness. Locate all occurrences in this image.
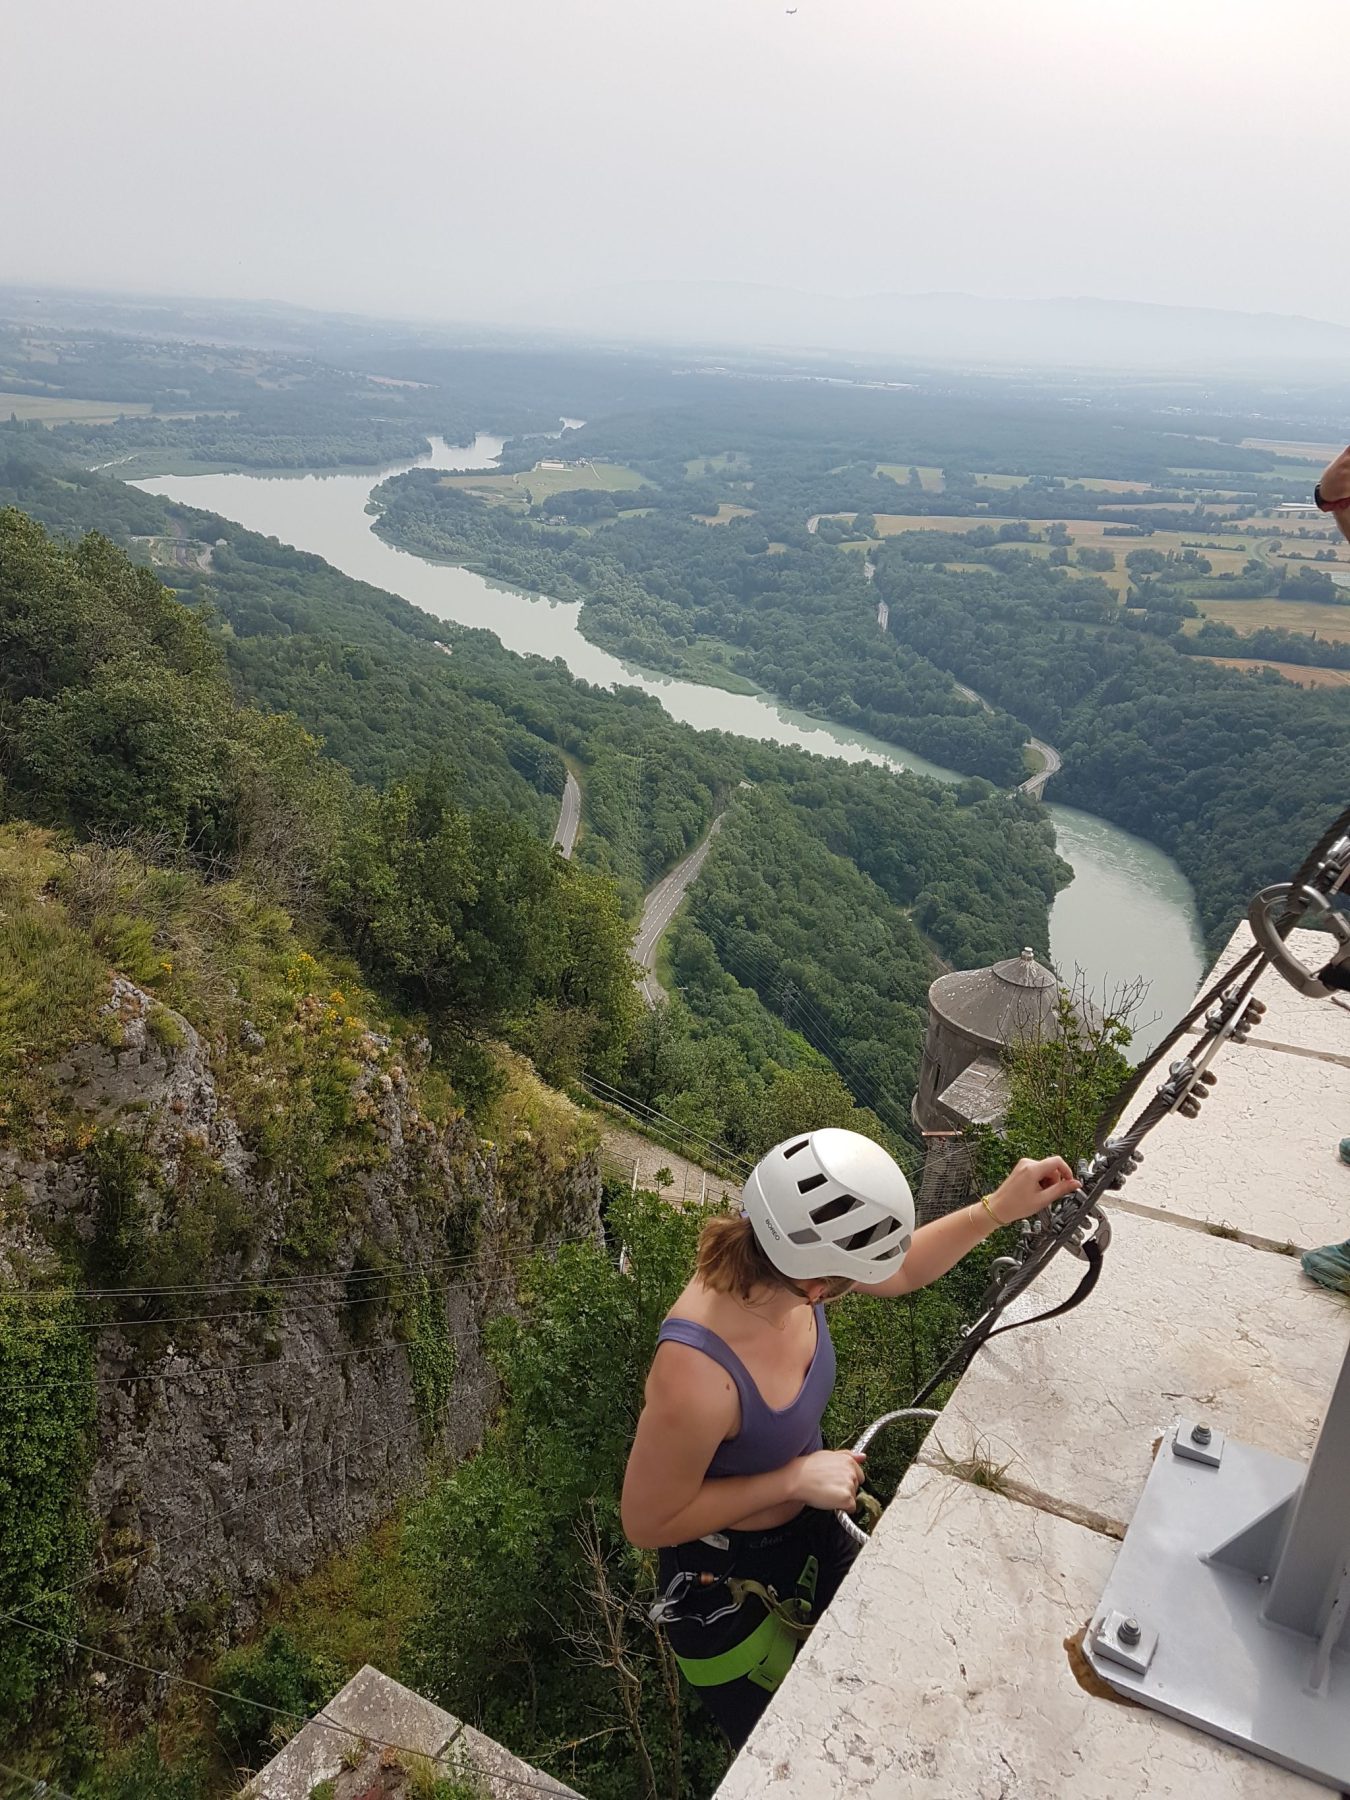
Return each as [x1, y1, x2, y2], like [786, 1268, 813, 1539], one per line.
[653, 1547, 823, 1692]
[837, 804, 1350, 1547]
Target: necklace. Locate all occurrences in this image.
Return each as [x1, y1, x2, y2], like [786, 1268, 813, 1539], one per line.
[730, 1292, 796, 1332]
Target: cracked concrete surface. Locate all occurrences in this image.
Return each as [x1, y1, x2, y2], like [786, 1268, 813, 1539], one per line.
[922, 1209, 1347, 1527]
[716, 1467, 1327, 1800]
[715, 924, 1350, 1798]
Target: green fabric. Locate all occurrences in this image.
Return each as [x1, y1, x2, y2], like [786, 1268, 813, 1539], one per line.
[1302, 1238, 1350, 1295]
[675, 1608, 796, 1690]
[675, 1551, 820, 1689]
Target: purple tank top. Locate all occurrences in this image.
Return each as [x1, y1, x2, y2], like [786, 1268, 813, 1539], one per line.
[655, 1304, 836, 1478]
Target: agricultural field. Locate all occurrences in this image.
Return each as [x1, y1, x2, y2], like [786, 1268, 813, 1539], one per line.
[1199, 656, 1350, 689]
[1189, 598, 1350, 643]
[696, 503, 754, 525]
[0, 391, 153, 424]
[876, 463, 944, 489]
[1240, 438, 1343, 463]
[684, 449, 751, 477]
[440, 459, 648, 507]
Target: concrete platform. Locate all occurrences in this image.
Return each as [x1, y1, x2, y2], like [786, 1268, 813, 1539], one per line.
[1202, 925, 1350, 1062]
[715, 920, 1350, 1800]
[715, 1466, 1329, 1800]
[1116, 1041, 1349, 1247]
[253, 1663, 581, 1799]
[919, 1209, 1349, 1530]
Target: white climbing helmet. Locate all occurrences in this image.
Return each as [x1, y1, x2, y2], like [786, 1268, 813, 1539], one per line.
[742, 1128, 915, 1284]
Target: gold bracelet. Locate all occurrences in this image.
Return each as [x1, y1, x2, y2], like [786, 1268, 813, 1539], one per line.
[978, 1192, 1003, 1228]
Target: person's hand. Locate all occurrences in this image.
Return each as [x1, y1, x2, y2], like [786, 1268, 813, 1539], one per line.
[987, 1155, 1080, 1224]
[789, 1449, 866, 1511]
[1319, 445, 1350, 508]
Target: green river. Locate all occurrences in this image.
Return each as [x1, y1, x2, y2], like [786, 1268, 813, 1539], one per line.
[134, 436, 1206, 1050]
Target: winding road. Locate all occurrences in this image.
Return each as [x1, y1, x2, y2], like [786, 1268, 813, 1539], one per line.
[952, 680, 1062, 797]
[634, 814, 727, 1008]
[551, 770, 581, 859]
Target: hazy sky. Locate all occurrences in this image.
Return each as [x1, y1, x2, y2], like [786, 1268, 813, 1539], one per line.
[7, 0, 1348, 329]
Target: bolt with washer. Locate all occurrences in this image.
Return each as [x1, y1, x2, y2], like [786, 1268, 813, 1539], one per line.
[1117, 1616, 1142, 1647]
[1190, 1423, 1213, 1446]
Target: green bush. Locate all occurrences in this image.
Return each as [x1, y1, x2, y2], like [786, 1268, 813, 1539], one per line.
[85, 1127, 152, 1285]
[0, 1292, 95, 1741]
[72, 1736, 206, 1799]
[212, 1626, 341, 1769]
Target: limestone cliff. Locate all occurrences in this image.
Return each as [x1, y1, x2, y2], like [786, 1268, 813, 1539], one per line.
[0, 833, 601, 1666]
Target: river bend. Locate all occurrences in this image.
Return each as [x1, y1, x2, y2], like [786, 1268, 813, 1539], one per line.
[133, 437, 1206, 1049]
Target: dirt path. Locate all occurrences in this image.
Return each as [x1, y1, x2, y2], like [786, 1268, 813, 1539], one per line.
[598, 1123, 739, 1207]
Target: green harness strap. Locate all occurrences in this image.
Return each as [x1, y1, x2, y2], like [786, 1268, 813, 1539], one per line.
[674, 1552, 819, 1694]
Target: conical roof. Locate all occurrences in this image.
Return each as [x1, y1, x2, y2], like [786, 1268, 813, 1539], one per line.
[927, 947, 1061, 1048]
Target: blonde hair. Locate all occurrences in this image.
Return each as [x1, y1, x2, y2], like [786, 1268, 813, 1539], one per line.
[695, 1213, 852, 1302]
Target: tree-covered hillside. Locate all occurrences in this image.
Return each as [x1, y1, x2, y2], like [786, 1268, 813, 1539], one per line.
[0, 454, 1070, 1125]
[869, 545, 1350, 946]
[372, 473, 1030, 783]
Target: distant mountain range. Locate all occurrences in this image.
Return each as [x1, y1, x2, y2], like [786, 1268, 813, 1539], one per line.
[507, 280, 1350, 371]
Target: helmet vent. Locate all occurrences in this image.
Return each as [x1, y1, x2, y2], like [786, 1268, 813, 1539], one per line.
[787, 1228, 821, 1245]
[783, 1139, 810, 1159]
[810, 1194, 859, 1225]
[844, 1216, 899, 1252]
[797, 1172, 828, 1194]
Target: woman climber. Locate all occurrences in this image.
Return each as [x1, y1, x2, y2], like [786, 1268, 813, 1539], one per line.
[621, 1128, 1079, 1748]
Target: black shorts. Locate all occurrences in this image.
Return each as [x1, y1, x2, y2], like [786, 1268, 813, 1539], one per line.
[656, 1507, 861, 1749]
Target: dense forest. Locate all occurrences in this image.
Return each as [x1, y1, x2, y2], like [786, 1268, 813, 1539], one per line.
[868, 544, 1350, 944]
[0, 507, 1063, 1800]
[373, 473, 1031, 783]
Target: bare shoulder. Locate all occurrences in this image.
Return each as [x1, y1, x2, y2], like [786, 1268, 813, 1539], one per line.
[648, 1353, 741, 1432]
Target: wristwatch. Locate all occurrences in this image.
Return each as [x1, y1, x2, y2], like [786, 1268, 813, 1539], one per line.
[1314, 483, 1350, 514]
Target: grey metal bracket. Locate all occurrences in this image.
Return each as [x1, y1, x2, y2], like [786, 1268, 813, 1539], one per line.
[1090, 1609, 1157, 1676]
[1085, 1340, 1350, 1790]
[1172, 1418, 1225, 1467]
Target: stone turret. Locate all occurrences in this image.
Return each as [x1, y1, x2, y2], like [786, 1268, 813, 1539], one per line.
[914, 947, 1059, 1134]
[912, 947, 1085, 1220]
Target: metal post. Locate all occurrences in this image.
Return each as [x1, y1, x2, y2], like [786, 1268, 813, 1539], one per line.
[1085, 1333, 1350, 1788]
[1258, 1343, 1350, 1639]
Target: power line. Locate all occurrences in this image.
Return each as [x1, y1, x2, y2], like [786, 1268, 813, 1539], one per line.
[0, 1759, 79, 1800]
[581, 1076, 751, 1171]
[0, 1247, 504, 1304]
[694, 919, 927, 1172]
[0, 1246, 637, 1395]
[0, 1611, 578, 1800]
[578, 1074, 754, 1173]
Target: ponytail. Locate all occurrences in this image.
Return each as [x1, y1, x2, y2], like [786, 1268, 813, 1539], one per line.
[695, 1213, 788, 1300]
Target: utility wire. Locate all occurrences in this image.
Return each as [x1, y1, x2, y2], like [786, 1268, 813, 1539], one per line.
[0, 1612, 577, 1800]
[693, 919, 927, 1172]
[11, 1232, 608, 1332]
[0, 1247, 509, 1304]
[0, 1759, 79, 1800]
[578, 1074, 753, 1173]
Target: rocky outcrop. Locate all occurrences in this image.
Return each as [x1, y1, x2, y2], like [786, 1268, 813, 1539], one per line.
[0, 977, 601, 1660]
